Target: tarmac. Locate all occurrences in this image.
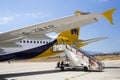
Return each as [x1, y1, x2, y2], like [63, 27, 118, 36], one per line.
[0, 60, 120, 80]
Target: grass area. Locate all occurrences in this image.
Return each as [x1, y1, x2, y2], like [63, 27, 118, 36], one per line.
[9, 53, 120, 62]
[23, 54, 120, 62]
[93, 54, 120, 61]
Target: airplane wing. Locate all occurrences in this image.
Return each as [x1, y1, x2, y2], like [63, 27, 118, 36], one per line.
[0, 8, 115, 47]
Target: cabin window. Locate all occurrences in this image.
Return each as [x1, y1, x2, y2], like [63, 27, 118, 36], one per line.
[46, 41, 49, 44]
[40, 41, 42, 44]
[34, 41, 36, 43]
[23, 40, 25, 43]
[27, 41, 29, 43]
[43, 41, 45, 44]
[30, 41, 32, 43]
[37, 41, 39, 43]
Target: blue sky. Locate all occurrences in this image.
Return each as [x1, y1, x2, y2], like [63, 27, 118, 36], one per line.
[0, 0, 120, 53]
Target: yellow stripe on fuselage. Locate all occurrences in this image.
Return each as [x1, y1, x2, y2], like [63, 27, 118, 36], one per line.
[32, 43, 62, 59]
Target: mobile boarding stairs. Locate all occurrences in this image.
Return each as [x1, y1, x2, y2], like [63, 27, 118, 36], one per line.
[53, 44, 105, 72]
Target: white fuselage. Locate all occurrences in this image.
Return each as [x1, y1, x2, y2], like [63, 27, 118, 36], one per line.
[0, 39, 54, 55]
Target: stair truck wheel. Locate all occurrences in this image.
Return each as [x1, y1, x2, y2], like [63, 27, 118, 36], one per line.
[60, 66, 64, 71]
[73, 68, 76, 71]
[60, 61, 64, 71]
[83, 66, 88, 72]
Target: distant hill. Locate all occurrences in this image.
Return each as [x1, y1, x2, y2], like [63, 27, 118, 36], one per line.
[58, 50, 120, 57]
[80, 49, 120, 55]
[105, 51, 120, 54]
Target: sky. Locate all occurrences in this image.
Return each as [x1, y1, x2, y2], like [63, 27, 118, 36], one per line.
[0, 0, 120, 53]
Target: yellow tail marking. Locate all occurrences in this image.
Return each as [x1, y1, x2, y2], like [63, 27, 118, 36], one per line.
[58, 28, 80, 44]
[102, 8, 116, 24]
[74, 10, 82, 15]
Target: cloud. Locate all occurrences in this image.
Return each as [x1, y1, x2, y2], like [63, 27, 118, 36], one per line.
[0, 16, 13, 24]
[0, 12, 51, 25]
[115, 40, 120, 42]
[15, 12, 50, 18]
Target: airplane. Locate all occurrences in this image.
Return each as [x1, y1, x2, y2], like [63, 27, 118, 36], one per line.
[0, 8, 115, 62]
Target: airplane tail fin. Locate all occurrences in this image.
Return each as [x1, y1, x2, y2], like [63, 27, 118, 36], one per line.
[57, 27, 80, 44]
[102, 8, 116, 24]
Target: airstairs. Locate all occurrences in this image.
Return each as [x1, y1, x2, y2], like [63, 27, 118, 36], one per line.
[53, 44, 104, 71]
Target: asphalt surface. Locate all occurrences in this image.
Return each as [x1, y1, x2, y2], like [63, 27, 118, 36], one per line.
[0, 60, 120, 80]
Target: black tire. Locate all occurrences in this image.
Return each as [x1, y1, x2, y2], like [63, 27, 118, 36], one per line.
[73, 68, 76, 71]
[83, 66, 88, 72]
[60, 66, 64, 71]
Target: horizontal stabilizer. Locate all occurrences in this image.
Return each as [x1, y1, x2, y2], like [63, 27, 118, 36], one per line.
[102, 8, 116, 24]
[79, 37, 108, 44]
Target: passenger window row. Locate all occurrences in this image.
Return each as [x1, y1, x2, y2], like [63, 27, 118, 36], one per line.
[19, 40, 50, 44]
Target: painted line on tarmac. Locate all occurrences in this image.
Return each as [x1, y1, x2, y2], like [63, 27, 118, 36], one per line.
[64, 72, 90, 80]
